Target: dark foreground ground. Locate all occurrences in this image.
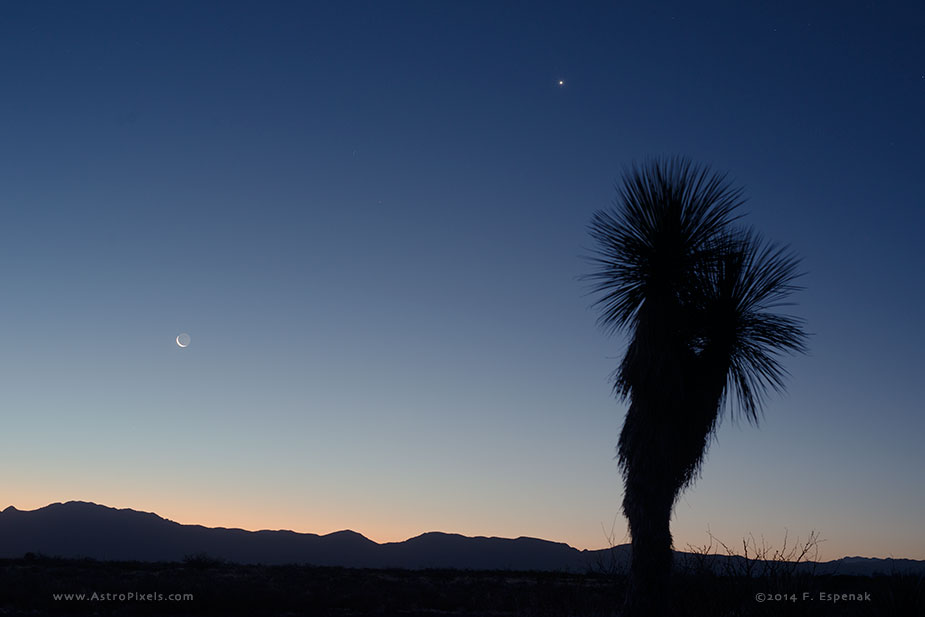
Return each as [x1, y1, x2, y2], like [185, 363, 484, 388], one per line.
[0, 556, 921, 617]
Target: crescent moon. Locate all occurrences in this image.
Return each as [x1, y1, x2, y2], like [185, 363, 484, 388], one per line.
[176, 333, 191, 348]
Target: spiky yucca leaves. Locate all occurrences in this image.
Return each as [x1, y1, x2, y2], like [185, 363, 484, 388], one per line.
[586, 157, 743, 334]
[586, 158, 748, 487]
[693, 229, 808, 422]
[586, 158, 744, 401]
[585, 158, 807, 617]
[671, 229, 808, 496]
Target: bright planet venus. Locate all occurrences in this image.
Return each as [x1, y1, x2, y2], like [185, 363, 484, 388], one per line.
[176, 333, 191, 348]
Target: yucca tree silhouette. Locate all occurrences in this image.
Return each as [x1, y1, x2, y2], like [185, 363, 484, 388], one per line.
[585, 158, 808, 616]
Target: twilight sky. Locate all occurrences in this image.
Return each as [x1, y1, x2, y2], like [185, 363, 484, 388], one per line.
[1, 1, 923, 560]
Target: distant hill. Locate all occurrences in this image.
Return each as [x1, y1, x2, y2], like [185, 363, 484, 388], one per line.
[0, 502, 603, 571]
[1, 502, 921, 576]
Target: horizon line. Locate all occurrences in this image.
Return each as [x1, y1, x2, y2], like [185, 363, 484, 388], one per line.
[4, 500, 918, 563]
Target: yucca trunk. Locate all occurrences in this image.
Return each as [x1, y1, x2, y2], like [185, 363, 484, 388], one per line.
[618, 310, 686, 616]
[621, 422, 675, 616]
[619, 331, 728, 616]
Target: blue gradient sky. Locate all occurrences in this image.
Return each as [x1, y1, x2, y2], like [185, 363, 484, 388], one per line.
[1, 1, 923, 559]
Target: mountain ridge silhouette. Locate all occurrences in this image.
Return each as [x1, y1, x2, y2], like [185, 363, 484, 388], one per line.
[2, 501, 922, 576]
[0, 501, 594, 570]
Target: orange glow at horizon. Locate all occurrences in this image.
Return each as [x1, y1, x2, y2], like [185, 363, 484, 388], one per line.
[5, 491, 611, 550]
[0, 493, 884, 559]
